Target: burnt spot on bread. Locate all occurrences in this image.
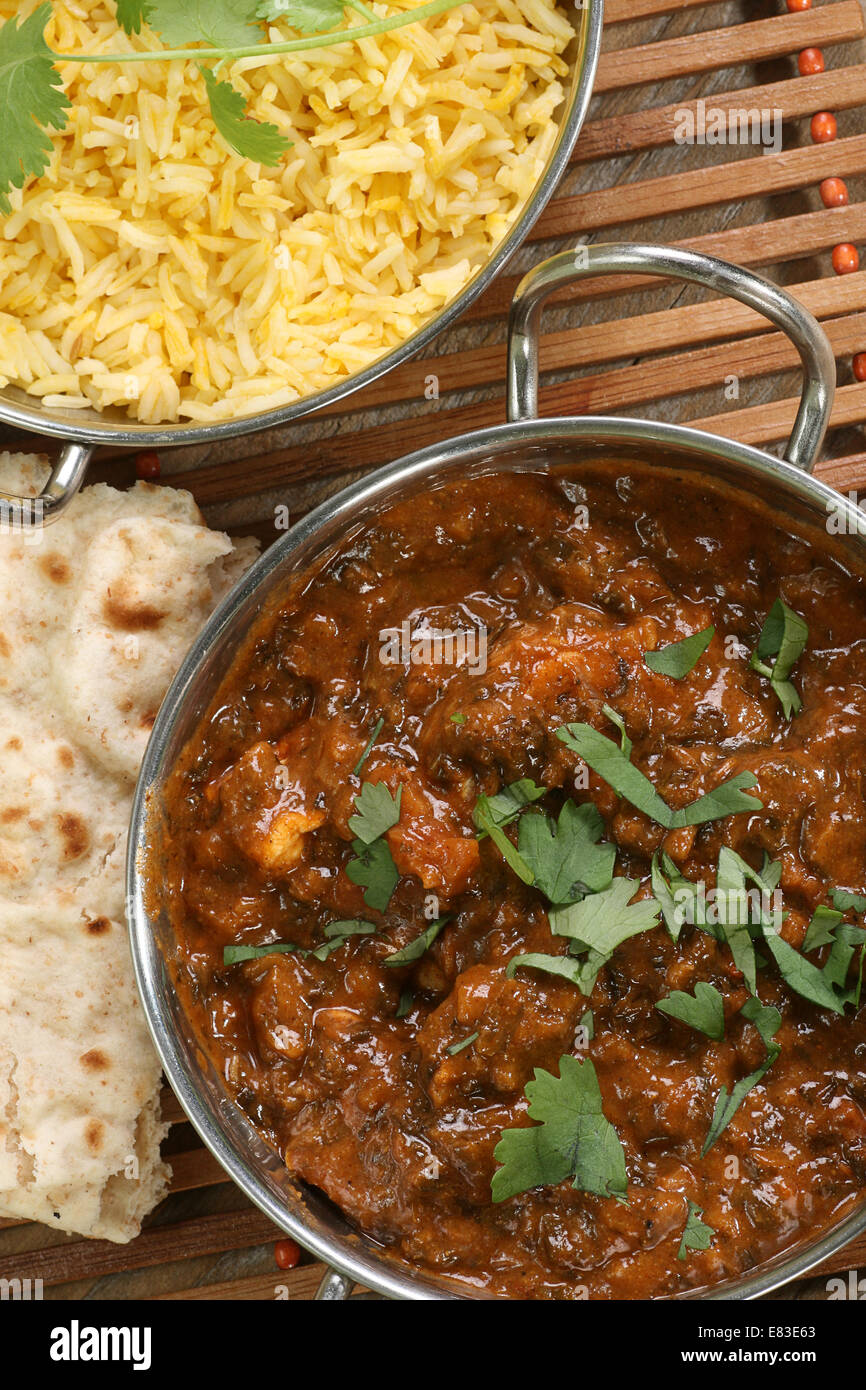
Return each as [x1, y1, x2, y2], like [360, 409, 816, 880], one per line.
[0, 633, 11, 659]
[56, 812, 89, 861]
[103, 582, 166, 632]
[80, 1049, 109, 1072]
[5, 736, 21, 751]
[57, 746, 75, 770]
[40, 553, 71, 585]
[85, 917, 111, 936]
[0, 806, 25, 824]
[84, 1119, 104, 1154]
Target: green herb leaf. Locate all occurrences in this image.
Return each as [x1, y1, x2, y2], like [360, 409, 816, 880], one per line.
[714, 846, 760, 994]
[749, 598, 808, 718]
[309, 918, 377, 960]
[602, 703, 632, 759]
[656, 982, 725, 1041]
[395, 987, 414, 1019]
[473, 778, 545, 837]
[645, 625, 715, 679]
[449, 712, 466, 725]
[549, 877, 661, 996]
[506, 952, 589, 987]
[831, 888, 866, 914]
[352, 716, 384, 777]
[201, 67, 289, 165]
[116, 0, 153, 33]
[803, 905, 844, 952]
[151, 0, 264, 47]
[579, 1008, 594, 1041]
[223, 940, 299, 964]
[517, 801, 615, 905]
[383, 915, 449, 968]
[474, 796, 535, 884]
[651, 851, 706, 943]
[348, 780, 402, 845]
[492, 1055, 627, 1204]
[257, 0, 347, 34]
[555, 723, 761, 829]
[0, 6, 71, 215]
[702, 996, 781, 1154]
[555, 723, 672, 826]
[761, 927, 862, 1016]
[446, 1030, 478, 1056]
[345, 835, 399, 912]
[678, 1201, 714, 1260]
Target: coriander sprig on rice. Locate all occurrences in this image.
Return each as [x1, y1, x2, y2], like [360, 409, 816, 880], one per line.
[0, 0, 465, 211]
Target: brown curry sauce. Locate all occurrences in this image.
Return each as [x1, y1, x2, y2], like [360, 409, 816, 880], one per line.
[162, 464, 866, 1299]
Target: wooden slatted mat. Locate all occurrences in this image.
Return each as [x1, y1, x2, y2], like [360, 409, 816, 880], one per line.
[3, 0, 866, 1301]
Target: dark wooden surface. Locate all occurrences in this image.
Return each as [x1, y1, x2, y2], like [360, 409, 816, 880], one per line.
[2, 0, 866, 1301]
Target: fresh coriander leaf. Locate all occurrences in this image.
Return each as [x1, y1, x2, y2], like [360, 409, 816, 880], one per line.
[556, 723, 761, 830]
[556, 723, 672, 826]
[348, 780, 402, 845]
[491, 1055, 627, 1204]
[346, 835, 398, 912]
[602, 703, 632, 759]
[450, 712, 466, 725]
[474, 796, 534, 884]
[579, 1009, 594, 1041]
[824, 922, 866, 1000]
[352, 716, 384, 777]
[257, 0, 347, 34]
[668, 771, 762, 829]
[645, 625, 714, 679]
[0, 6, 71, 215]
[310, 918, 376, 959]
[395, 987, 414, 1019]
[473, 778, 545, 837]
[831, 888, 866, 913]
[656, 982, 725, 1040]
[651, 851, 707, 942]
[702, 996, 781, 1154]
[749, 598, 808, 719]
[446, 1031, 478, 1056]
[714, 847, 759, 994]
[517, 801, 615, 905]
[202, 68, 289, 165]
[506, 952, 589, 987]
[151, 0, 264, 47]
[761, 928, 856, 1015]
[224, 940, 299, 963]
[803, 905, 844, 952]
[678, 1201, 714, 1260]
[550, 876, 660, 963]
[116, 0, 153, 33]
[383, 916, 449, 968]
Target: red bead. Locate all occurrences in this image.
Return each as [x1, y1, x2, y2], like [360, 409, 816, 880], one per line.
[832, 243, 860, 275]
[811, 111, 837, 143]
[274, 1238, 301, 1270]
[798, 48, 825, 76]
[135, 450, 161, 480]
[787, 0, 812, 9]
[820, 177, 849, 207]
[853, 353, 866, 383]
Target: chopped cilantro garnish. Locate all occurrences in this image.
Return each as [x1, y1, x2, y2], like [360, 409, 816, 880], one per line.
[702, 996, 781, 1154]
[831, 888, 866, 914]
[348, 780, 402, 844]
[223, 940, 299, 964]
[352, 716, 384, 777]
[507, 952, 590, 987]
[549, 877, 661, 995]
[803, 905, 844, 952]
[473, 778, 546, 838]
[644, 625, 715, 679]
[383, 916, 450, 968]
[517, 801, 616, 904]
[602, 703, 632, 758]
[678, 1201, 714, 1260]
[446, 1031, 479, 1056]
[656, 982, 725, 1041]
[749, 598, 808, 718]
[345, 835, 399, 912]
[492, 1055, 627, 1204]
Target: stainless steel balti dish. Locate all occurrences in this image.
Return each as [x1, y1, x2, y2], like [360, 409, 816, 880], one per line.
[0, 0, 602, 527]
[129, 242, 866, 1301]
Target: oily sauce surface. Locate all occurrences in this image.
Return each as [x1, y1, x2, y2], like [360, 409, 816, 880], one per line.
[163, 465, 866, 1299]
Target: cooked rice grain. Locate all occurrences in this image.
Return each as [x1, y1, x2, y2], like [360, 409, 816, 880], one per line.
[0, 0, 573, 423]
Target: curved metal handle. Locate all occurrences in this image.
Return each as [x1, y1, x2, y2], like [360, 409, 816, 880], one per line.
[507, 243, 836, 472]
[315, 1266, 355, 1301]
[0, 441, 93, 531]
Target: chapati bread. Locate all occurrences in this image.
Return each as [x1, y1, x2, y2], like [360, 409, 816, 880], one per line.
[0, 454, 257, 1241]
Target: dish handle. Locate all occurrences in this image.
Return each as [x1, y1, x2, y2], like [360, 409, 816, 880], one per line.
[315, 1266, 355, 1300]
[0, 441, 94, 530]
[506, 243, 836, 474]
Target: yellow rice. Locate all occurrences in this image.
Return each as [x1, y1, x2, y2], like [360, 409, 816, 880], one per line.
[0, 0, 574, 424]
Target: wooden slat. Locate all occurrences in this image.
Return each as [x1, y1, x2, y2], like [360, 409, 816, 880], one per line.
[690, 380, 866, 447]
[0, 1208, 279, 1288]
[576, 64, 866, 164]
[536, 133, 866, 237]
[605, 0, 715, 23]
[166, 1146, 231, 1195]
[150, 1265, 334, 1301]
[595, 5, 865, 93]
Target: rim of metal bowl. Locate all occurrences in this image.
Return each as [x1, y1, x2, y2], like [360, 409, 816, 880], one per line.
[128, 415, 866, 1301]
[0, 1, 603, 449]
